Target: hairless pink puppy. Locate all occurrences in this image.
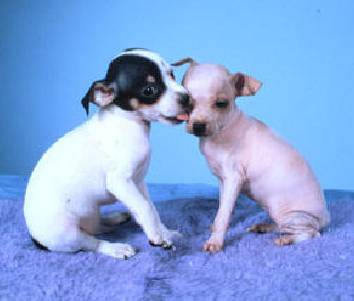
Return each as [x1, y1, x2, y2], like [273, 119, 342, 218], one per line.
[174, 58, 330, 252]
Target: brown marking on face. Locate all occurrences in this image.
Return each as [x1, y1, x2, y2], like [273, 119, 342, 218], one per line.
[129, 93, 165, 111]
[129, 98, 139, 110]
[146, 75, 156, 83]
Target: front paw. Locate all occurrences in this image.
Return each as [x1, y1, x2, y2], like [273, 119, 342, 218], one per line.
[149, 239, 174, 249]
[203, 239, 223, 253]
[149, 228, 182, 250]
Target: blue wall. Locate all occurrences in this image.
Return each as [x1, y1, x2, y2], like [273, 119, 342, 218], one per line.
[1, 0, 353, 189]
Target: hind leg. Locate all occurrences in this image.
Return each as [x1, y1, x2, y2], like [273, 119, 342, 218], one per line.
[80, 207, 116, 235]
[72, 231, 136, 259]
[80, 205, 131, 235]
[274, 211, 321, 246]
[48, 222, 136, 259]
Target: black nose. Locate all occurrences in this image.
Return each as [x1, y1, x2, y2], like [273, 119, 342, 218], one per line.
[192, 122, 207, 136]
[178, 93, 190, 108]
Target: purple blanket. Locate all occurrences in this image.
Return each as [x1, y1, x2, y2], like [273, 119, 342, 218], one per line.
[1, 176, 353, 300]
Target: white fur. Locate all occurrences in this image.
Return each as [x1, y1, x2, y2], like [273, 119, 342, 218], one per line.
[24, 51, 186, 259]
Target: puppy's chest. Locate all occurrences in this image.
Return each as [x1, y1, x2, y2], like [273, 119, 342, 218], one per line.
[200, 140, 235, 177]
[107, 134, 149, 161]
[96, 121, 151, 169]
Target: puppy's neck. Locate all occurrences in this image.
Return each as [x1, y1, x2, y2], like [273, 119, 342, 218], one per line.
[223, 106, 243, 131]
[98, 105, 150, 128]
[96, 104, 150, 133]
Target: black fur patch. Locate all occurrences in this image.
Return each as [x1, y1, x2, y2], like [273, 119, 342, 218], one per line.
[31, 237, 49, 251]
[105, 54, 166, 110]
[81, 51, 167, 113]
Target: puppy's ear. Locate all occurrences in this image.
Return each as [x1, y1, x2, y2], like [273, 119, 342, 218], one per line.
[172, 58, 198, 87]
[81, 81, 117, 115]
[171, 57, 197, 67]
[231, 73, 262, 97]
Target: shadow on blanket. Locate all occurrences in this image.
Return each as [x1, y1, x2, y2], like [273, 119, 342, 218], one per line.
[1, 179, 354, 300]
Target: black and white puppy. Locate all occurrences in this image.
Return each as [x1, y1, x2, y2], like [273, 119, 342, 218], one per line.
[24, 49, 190, 259]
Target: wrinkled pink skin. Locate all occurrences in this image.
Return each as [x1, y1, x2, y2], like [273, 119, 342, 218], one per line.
[177, 62, 330, 252]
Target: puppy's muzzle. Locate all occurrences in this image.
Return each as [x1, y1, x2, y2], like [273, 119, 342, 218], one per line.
[192, 122, 207, 137]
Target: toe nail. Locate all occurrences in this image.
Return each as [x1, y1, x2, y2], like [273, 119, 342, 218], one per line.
[149, 240, 159, 247]
[163, 244, 173, 250]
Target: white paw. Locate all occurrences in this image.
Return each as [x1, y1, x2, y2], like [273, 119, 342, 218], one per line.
[98, 242, 136, 259]
[149, 226, 182, 249]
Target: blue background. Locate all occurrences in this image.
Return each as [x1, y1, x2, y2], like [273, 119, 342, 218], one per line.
[1, 1, 353, 189]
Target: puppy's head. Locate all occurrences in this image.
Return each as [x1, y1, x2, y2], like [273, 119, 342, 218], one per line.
[173, 58, 262, 137]
[81, 48, 190, 124]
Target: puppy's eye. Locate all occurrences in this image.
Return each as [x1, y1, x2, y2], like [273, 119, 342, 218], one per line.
[142, 85, 159, 98]
[215, 100, 229, 109]
[169, 71, 176, 80]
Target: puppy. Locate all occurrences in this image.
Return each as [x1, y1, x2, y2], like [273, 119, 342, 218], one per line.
[24, 49, 190, 259]
[173, 58, 330, 252]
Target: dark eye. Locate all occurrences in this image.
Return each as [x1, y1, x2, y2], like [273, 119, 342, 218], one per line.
[170, 71, 176, 80]
[142, 85, 159, 98]
[215, 100, 229, 109]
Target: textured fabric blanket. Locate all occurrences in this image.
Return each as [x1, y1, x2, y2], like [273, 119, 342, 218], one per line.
[0, 176, 353, 301]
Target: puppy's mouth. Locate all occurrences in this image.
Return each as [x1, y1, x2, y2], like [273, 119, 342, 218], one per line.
[160, 113, 189, 125]
[160, 115, 184, 124]
[176, 114, 189, 122]
[193, 132, 208, 137]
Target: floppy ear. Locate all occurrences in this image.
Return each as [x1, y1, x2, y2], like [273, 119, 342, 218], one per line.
[231, 73, 262, 97]
[81, 81, 117, 115]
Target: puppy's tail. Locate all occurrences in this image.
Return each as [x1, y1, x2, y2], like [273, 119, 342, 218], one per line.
[31, 236, 49, 251]
[171, 57, 197, 67]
